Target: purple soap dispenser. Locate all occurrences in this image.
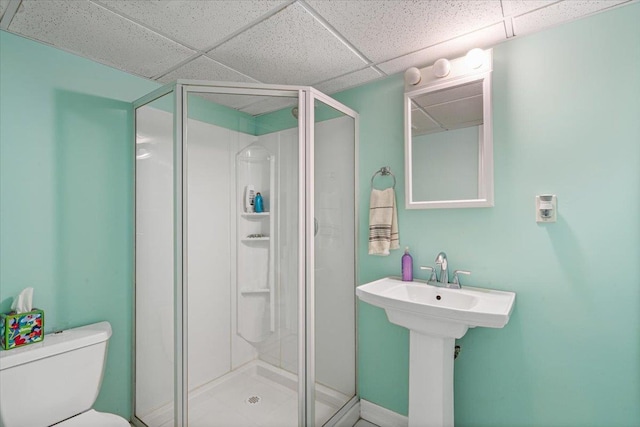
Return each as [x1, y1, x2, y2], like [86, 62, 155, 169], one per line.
[402, 247, 413, 281]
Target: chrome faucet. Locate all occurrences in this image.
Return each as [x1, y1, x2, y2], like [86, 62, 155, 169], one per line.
[427, 252, 470, 289]
[435, 252, 448, 285]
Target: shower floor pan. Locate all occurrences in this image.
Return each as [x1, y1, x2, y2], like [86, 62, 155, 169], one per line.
[141, 360, 350, 427]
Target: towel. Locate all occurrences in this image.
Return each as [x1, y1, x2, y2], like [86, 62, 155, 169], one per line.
[368, 188, 399, 256]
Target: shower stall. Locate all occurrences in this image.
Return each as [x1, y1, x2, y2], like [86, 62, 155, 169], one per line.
[132, 81, 358, 427]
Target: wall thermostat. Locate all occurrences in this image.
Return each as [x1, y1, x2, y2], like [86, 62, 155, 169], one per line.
[536, 195, 557, 223]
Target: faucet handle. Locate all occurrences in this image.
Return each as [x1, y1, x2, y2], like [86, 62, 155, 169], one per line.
[452, 270, 471, 286]
[420, 266, 437, 282]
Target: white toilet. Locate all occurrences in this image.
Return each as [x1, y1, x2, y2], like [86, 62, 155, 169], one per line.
[0, 321, 130, 427]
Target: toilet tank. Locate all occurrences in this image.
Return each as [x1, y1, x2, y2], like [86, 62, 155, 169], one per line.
[0, 321, 112, 427]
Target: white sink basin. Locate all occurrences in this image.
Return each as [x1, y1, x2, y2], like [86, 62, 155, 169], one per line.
[356, 276, 516, 427]
[356, 277, 515, 338]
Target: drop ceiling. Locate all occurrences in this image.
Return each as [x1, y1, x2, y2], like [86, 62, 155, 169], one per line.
[0, 0, 635, 114]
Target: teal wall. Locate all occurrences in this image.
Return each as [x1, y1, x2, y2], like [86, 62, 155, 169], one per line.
[1, 2, 639, 425]
[187, 93, 256, 135]
[0, 31, 158, 418]
[335, 3, 640, 426]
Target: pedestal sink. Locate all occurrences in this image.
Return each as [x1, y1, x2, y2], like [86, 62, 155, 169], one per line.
[356, 277, 516, 427]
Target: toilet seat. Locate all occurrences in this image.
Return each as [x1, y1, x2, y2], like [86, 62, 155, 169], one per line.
[56, 409, 129, 427]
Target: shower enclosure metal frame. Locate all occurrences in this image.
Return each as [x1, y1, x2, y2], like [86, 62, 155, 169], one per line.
[132, 80, 359, 427]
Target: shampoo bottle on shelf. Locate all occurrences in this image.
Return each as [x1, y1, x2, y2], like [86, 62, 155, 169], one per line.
[244, 185, 255, 213]
[254, 192, 264, 213]
[402, 247, 413, 281]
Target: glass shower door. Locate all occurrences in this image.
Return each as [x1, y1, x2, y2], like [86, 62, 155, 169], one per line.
[182, 87, 304, 427]
[310, 94, 357, 425]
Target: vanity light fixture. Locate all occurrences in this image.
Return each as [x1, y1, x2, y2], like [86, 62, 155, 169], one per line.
[433, 58, 451, 78]
[405, 48, 488, 88]
[405, 67, 422, 85]
[466, 48, 485, 69]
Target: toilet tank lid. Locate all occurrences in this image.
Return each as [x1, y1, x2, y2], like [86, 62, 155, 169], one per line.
[0, 321, 112, 371]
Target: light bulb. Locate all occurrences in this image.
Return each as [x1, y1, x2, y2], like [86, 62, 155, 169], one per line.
[466, 48, 484, 69]
[404, 67, 421, 85]
[433, 58, 451, 78]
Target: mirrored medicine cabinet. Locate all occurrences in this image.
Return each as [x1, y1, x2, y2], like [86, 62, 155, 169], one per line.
[404, 49, 494, 209]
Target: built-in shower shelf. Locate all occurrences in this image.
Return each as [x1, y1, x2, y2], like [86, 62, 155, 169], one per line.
[240, 288, 271, 295]
[237, 146, 276, 339]
[241, 212, 269, 219]
[241, 237, 270, 243]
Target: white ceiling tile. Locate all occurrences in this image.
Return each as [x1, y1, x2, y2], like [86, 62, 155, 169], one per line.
[97, 0, 288, 51]
[314, 67, 384, 95]
[158, 56, 260, 84]
[501, 1, 557, 17]
[8, 0, 195, 78]
[240, 96, 298, 116]
[307, 0, 503, 63]
[378, 23, 506, 76]
[513, 0, 630, 36]
[207, 3, 367, 85]
[0, 0, 10, 20]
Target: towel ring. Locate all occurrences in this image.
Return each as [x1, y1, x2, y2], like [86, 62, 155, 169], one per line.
[371, 166, 396, 189]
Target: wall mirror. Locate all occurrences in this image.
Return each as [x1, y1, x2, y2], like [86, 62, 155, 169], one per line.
[404, 49, 493, 209]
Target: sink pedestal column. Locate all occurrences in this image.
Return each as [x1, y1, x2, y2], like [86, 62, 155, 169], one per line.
[408, 331, 455, 427]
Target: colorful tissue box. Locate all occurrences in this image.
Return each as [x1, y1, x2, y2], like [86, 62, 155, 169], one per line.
[0, 309, 44, 350]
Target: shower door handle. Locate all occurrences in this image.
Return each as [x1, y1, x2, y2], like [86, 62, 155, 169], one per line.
[314, 217, 319, 236]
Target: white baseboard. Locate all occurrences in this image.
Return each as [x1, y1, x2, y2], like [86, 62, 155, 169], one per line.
[360, 399, 408, 427]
